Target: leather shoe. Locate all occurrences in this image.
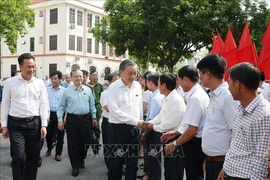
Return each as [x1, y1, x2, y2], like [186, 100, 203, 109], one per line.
[45, 149, 51, 157]
[38, 159, 42, 167]
[55, 155, 62, 161]
[79, 161, 85, 169]
[72, 169, 79, 177]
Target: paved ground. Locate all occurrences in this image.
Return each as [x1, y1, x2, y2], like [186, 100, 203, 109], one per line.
[0, 134, 152, 180]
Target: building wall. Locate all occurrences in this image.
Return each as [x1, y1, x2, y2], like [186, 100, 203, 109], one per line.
[0, 0, 124, 84]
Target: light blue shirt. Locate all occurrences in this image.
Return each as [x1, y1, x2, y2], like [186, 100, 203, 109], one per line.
[47, 86, 65, 112]
[146, 89, 163, 121]
[57, 84, 96, 122]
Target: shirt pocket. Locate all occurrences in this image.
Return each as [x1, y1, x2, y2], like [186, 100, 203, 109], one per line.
[238, 125, 253, 152]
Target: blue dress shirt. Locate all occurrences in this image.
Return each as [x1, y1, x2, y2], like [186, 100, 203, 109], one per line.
[57, 85, 96, 122]
[146, 89, 163, 121]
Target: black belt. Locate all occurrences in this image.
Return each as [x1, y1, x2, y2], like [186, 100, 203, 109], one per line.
[9, 115, 39, 122]
[110, 123, 136, 129]
[224, 174, 249, 180]
[68, 113, 88, 119]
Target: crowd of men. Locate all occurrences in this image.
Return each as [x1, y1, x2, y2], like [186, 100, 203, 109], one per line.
[0, 52, 270, 180]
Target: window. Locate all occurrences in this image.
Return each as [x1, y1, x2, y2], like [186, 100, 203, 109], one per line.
[95, 40, 99, 54]
[89, 66, 96, 73]
[77, 36, 82, 52]
[11, 65, 17, 77]
[102, 42, 106, 56]
[69, 35, 75, 50]
[77, 10, 83, 26]
[104, 67, 111, 80]
[87, 38, 92, 53]
[95, 16, 100, 24]
[39, 37, 43, 44]
[30, 37, 35, 52]
[50, 8, 58, 24]
[49, 64, 57, 76]
[109, 46, 114, 56]
[87, 13, 92, 28]
[69, 8, 75, 23]
[49, 35, 57, 51]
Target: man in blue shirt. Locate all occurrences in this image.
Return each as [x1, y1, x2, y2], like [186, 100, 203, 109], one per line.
[141, 72, 163, 180]
[57, 69, 97, 177]
[45, 71, 65, 161]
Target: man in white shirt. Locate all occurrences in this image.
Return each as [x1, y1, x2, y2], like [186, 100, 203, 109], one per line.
[162, 65, 209, 180]
[1, 53, 49, 180]
[196, 54, 238, 180]
[259, 71, 270, 102]
[100, 72, 119, 170]
[144, 72, 186, 180]
[107, 59, 145, 180]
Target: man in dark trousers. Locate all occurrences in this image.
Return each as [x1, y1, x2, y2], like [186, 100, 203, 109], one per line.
[57, 69, 97, 177]
[1, 53, 49, 180]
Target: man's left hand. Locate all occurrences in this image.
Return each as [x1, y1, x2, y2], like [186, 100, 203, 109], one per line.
[164, 142, 176, 155]
[92, 119, 97, 127]
[217, 169, 225, 180]
[41, 127, 47, 138]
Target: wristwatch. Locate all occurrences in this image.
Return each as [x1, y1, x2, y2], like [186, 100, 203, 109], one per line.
[172, 140, 177, 146]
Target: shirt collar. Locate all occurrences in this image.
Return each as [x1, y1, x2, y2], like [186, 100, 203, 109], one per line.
[150, 89, 159, 97]
[71, 84, 84, 91]
[165, 89, 176, 101]
[185, 84, 200, 100]
[117, 78, 136, 89]
[18, 74, 34, 82]
[50, 86, 61, 90]
[209, 82, 228, 97]
[238, 93, 263, 115]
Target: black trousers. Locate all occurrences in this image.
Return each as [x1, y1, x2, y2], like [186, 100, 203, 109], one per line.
[65, 114, 92, 169]
[164, 135, 184, 180]
[145, 131, 162, 180]
[101, 116, 109, 169]
[107, 123, 140, 180]
[8, 116, 41, 180]
[206, 160, 224, 180]
[46, 112, 65, 155]
[182, 137, 206, 180]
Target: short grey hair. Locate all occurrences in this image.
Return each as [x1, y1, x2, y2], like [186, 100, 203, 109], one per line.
[119, 59, 136, 71]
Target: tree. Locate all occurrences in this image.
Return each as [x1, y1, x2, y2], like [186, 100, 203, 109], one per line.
[92, 0, 269, 72]
[0, 0, 34, 54]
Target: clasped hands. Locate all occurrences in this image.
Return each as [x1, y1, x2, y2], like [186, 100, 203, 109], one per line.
[137, 120, 153, 131]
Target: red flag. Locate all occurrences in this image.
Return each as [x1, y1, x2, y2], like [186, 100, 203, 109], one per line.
[210, 32, 218, 54]
[237, 21, 258, 65]
[222, 26, 239, 80]
[216, 29, 225, 54]
[258, 20, 270, 80]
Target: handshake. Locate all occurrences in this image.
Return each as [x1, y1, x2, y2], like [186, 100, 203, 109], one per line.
[137, 120, 154, 131]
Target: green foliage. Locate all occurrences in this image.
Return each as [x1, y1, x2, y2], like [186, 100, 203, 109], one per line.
[92, 0, 269, 72]
[0, 0, 35, 54]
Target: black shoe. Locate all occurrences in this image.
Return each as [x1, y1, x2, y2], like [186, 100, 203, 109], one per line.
[79, 161, 85, 169]
[72, 169, 79, 177]
[38, 159, 42, 167]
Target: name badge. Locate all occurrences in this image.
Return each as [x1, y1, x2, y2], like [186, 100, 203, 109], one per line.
[208, 106, 214, 114]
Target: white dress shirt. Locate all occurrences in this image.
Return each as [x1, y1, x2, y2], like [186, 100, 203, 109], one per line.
[100, 89, 109, 118]
[202, 82, 239, 156]
[176, 86, 185, 98]
[178, 84, 209, 137]
[1, 75, 49, 127]
[259, 82, 270, 102]
[107, 79, 143, 125]
[148, 90, 186, 133]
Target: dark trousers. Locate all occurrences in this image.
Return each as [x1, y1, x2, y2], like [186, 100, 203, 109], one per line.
[145, 131, 162, 180]
[164, 136, 184, 180]
[206, 160, 224, 180]
[182, 137, 206, 180]
[46, 112, 65, 155]
[107, 123, 140, 180]
[101, 116, 109, 169]
[66, 114, 92, 169]
[8, 116, 41, 180]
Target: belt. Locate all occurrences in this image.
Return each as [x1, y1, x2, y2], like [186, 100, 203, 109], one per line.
[206, 155, 225, 162]
[224, 174, 249, 180]
[110, 123, 136, 129]
[68, 113, 88, 119]
[9, 115, 39, 122]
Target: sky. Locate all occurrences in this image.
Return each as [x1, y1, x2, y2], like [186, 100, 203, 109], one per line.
[83, 0, 105, 8]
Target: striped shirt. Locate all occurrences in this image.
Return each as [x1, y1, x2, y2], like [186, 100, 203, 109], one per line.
[223, 94, 270, 179]
[47, 86, 65, 112]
